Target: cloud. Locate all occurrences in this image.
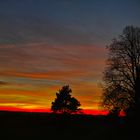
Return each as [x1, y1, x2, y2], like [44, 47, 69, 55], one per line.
[0, 14, 94, 46]
[0, 43, 107, 82]
[0, 42, 107, 109]
[0, 43, 107, 70]
[0, 81, 9, 86]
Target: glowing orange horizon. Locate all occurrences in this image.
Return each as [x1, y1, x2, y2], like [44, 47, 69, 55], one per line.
[0, 106, 109, 115]
[0, 43, 107, 114]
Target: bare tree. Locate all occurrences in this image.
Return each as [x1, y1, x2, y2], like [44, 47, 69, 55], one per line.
[102, 26, 140, 116]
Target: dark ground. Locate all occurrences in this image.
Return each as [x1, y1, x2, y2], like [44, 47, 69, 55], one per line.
[0, 111, 138, 140]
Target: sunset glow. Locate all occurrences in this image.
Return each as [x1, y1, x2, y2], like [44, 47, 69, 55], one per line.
[0, 44, 106, 112]
[0, 0, 140, 114]
[0, 106, 109, 115]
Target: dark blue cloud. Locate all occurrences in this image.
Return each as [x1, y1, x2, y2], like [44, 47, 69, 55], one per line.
[0, 0, 140, 45]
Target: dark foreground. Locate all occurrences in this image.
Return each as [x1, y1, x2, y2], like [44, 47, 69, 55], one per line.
[0, 111, 138, 140]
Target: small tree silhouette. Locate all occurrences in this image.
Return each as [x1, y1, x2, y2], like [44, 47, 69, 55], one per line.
[51, 85, 81, 114]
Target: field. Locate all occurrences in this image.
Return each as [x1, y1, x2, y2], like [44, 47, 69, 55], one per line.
[0, 111, 138, 140]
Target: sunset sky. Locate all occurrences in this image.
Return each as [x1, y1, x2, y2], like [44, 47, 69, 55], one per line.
[0, 0, 140, 112]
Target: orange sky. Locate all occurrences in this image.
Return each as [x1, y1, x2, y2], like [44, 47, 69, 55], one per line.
[0, 43, 107, 111]
[0, 0, 139, 115]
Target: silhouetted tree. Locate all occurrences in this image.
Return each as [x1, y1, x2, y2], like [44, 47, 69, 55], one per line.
[51, 85, 81, 114]
[102, 26, 140, 117]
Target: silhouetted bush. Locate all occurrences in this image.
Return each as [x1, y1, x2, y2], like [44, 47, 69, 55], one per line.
[51, 85, 81, 114]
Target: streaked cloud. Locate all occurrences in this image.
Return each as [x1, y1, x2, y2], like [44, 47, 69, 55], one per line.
[0, 14, 94, 46]
[0, 42, 106, 109]
[0, 81, 9, 85]
[1, 0, 139, 111]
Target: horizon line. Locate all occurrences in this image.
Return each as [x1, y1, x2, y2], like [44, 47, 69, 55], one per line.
[0, 106, 109, 116]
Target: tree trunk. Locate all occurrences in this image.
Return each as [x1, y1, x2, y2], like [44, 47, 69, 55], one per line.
[134, 66, 140, 117]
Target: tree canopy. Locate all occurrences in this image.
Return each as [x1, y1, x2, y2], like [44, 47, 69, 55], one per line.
[51, 85, 81, 114]
[102, 26, 140, 117]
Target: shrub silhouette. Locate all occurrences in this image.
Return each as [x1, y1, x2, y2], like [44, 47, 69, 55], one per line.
[51, 85, 81, 114]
